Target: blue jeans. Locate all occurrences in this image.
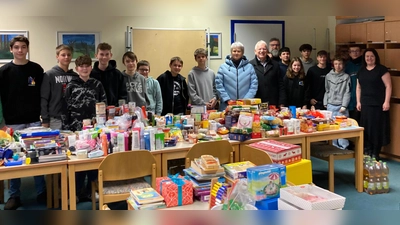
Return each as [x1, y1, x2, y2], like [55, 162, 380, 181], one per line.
[327, 104, 349, 149]
[7, 122, 46, 197]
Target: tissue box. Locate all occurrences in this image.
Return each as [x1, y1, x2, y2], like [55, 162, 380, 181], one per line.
[156, 176, 193, 208]
[280, 184, 345, 210]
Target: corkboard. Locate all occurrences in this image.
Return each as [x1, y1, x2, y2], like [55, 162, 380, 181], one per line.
[132, 29, 206, 79]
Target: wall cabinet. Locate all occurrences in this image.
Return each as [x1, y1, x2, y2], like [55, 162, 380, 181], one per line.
[385, 21, 400, 43]
[350, 23, 367, 43]
[366, 22, 384, 43]
[385, 16, 400, 22]
[384, 49, 400, 70]
[383, 99, 400, 157]
[335, 24, 351, 43]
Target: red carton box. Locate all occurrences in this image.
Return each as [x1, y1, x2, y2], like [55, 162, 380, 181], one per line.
[248, 140, 302, 165]
[156, 176, 193, 208]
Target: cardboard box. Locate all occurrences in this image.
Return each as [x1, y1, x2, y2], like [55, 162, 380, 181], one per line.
[229, 133, 251, 142]
[247, 165, 281, 200]
[223, 161, 256, 179]
[286, 159, 312, 185]
[280, 184, 346, 210]
[248, 140, 302, 165]
[156, 176, 193, 208]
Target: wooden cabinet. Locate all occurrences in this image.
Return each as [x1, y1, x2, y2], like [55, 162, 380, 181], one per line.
[336, 24, 351, 43]
[391, 76, 400, 98]
[385, 16, 400, 22]
[383, 100, 400, 157]
[385, 21, 400, 43]
[385, 49, 400, 70]
[366, 22, 384, 42]
[350, 23, 367, 43]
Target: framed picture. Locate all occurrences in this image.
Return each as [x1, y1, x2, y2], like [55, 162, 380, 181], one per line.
[0, 30, 29, 63]
[208, 32, 222, 59]
[57, 31, 100, 60]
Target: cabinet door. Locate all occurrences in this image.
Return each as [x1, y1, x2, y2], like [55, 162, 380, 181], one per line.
[391, 76, 400, 98]
[382, 101, 400, 156]
[385, 21, 400, 43]
[336, 24, 351, 43]
[376, 49, 385, 67]
[350, 23, 367, 43]
[366, 22, 385, 43]
[384, 49, 400, 70]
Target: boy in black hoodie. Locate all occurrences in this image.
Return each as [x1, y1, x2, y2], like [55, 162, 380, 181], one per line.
[41, 44, 78, 130]
[90, 42, 127, 106]
[157, 57, 189, 115]
[63, 55, 107, 132]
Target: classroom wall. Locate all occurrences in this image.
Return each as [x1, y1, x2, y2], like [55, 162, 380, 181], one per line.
[0, 2, 335, 76]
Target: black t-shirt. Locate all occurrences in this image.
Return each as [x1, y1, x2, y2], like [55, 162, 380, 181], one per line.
[305, 65, 331, 105]
[173, 76, 184, 114]
[357, 64, 388, 106]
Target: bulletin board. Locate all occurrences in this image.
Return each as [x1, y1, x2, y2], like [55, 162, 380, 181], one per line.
[132, 28, 206, 79]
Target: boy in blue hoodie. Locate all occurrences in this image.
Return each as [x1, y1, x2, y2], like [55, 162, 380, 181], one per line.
[324, 56, 351, 149]
[41, 44, 78, 130]
[90, 43, 127, 106]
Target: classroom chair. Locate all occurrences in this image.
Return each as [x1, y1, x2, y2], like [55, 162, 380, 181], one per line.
[91, 150, 157, 210]
[310, 142, 355, 192]
[239, 145, 273, 165]
[184, 140, 234, 168]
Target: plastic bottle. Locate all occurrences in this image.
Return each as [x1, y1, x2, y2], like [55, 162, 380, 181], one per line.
[366, 162, 376, 195]
[101, 134, 108, 156]
[374, 161, 383, 194]
[363, 160, 370, 192]
[382, 161, 390, 193]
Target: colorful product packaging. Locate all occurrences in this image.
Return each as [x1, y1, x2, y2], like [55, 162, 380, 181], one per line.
[247, 164, 281, 201]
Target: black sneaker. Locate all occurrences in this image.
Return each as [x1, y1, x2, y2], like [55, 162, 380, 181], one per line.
[36, 191, 47, 204]
[4, 196, 22, 210]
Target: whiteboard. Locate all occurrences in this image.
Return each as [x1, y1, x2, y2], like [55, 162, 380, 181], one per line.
[231, 20, 285, 59]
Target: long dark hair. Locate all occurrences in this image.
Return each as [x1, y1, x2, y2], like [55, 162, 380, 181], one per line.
[286, 57, 305, 80]
[362, 48, 381, 66]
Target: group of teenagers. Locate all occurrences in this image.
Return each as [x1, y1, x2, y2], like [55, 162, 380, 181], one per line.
[0, 35, 391, 210]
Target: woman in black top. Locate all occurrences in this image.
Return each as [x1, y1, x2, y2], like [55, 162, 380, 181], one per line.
[284, 57, 307, 108]
[356, 48, 392, 160]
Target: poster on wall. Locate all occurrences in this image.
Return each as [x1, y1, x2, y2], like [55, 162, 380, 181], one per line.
[0, 30, 29, 63]
[57, 31, 100, 60]
[207, 33, 222, 59]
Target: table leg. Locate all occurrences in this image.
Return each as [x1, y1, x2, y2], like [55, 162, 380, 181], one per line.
[0, 180, 4, 204]
[305, 137, 311, 160]
[69, 165, 77, 210]
[301, 137, 307, 160]
[53, 174, 60, 209]
[355, 131, 364, 192]
[61, 164, 68, 210]
[46, 174, 53, 208]
[232, 145, 239, 162]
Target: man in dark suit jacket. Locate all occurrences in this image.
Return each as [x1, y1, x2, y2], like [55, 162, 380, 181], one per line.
[249, 40, 286, 107]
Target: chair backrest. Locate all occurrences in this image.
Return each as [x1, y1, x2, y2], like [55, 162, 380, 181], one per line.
[240, 145, 273, 166]
[185, 140, 234, 168]
[98, 150, 156, 182]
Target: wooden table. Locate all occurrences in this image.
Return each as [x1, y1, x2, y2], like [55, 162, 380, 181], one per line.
[238, 133, 308, 161]
[305, 127, 364, 192]
[0, 160, 68, 210]
[67, 152, 162, 210]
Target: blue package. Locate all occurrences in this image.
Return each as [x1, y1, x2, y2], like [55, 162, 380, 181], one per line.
[247, 165, 281, 201]
[4, 160, 23, 167]
[255, 198, 278, 210]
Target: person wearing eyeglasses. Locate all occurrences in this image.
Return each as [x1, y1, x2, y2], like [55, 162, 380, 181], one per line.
[267, 37, 281, 62]
[345, 45, 363, 123]
[137, 60, 163, 115]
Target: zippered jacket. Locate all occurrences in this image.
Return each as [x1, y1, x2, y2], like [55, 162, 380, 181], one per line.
[216, 55, 258, 110]
[157, 70, 188, 116]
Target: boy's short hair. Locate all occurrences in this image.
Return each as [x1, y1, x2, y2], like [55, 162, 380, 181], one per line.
[299, 44, 312, 52]
[10, 35, 29, 48]
[75, 55, 92, 66]
[170, 56, 183, 65]
[137, 60, 150, 70]
[332, 55, 344, 63]
[317, 50, 328, 57]
[279, 47, 290, 56]
[194, 48, 208, 57]
[56, 44, 73, 55]
[122, 51, 138, 64]
[97, 42, 112, 53]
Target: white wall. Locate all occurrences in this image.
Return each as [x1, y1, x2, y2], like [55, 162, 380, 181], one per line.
[0, 2, 335, 74]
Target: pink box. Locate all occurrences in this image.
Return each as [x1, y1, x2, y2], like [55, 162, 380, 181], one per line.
[156, 176, 193, 208]
[249, 140, 302, 165]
